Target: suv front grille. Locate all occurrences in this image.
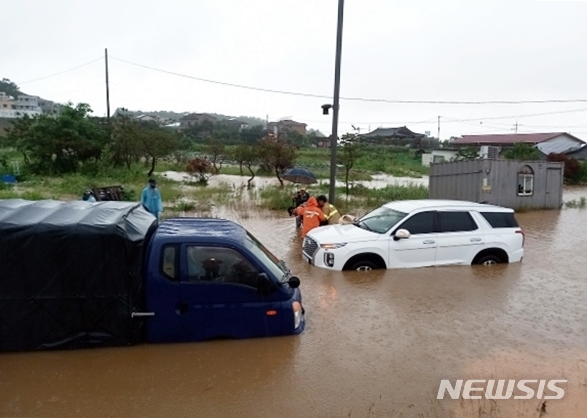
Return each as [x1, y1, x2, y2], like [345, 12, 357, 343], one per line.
[303, 237, 319, 258]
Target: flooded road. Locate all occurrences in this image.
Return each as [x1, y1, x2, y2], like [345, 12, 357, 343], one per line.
[1, 188, 587, 417]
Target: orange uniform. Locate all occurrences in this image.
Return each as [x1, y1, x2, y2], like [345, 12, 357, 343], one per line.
[294, 197, 326, 237]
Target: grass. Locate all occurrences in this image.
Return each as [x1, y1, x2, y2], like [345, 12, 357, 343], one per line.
[0, 146, 429, 214]
[565, 196, 587, 208]
[255, 182, 428, 214]
[295, 147, 429, 179]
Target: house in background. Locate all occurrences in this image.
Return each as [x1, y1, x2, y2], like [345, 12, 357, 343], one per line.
[421, 148, 459, 166]
[428, 159, 564, 210]
[224, 118, 249, 131]
[179, 113, 217, 130]
[450, 132, 586, 157]
[564, 144, 587, 160]
[135, 114, 159, 123]
[359, 126, 425, 145]
[267, 119, 307, 136]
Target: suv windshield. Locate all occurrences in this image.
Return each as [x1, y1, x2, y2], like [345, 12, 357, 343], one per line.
[356, 207, 408, 234]
[244, 232, 288, 282]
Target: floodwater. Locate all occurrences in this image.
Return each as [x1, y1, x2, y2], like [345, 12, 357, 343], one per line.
[1, 187, 587, 417]
[162, 171, 429, 189]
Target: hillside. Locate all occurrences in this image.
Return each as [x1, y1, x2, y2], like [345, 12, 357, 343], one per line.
[0, 79, 26, 98]
[130, 109, 267, 126]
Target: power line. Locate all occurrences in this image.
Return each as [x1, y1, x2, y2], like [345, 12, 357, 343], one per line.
[442, 107, 587, 123]
[16, 57, 104, 85]
[109, 55, 587, 106]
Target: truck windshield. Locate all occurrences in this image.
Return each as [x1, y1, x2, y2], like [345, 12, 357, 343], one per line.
[356, 207, 407, 234]
[244, 232, 288, 282]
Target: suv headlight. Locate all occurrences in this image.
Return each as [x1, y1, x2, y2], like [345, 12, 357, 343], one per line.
[320, 243, 347, 249]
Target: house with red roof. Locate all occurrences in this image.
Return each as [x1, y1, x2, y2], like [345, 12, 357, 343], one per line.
[450, 132, 586, 158]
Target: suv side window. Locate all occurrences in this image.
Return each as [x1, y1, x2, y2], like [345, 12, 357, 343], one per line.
[397, 211, 436, 234]
[438, 211, 478, 232]
[479, 212, 519, 228]
[185, 246, 260, 288]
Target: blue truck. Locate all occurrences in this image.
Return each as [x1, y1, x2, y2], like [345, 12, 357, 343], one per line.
[0, 199, 305, 352]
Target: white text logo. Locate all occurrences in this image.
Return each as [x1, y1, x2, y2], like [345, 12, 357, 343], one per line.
[437, 379, 567, 400]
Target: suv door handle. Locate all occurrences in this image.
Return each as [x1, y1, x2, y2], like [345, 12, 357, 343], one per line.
[470, 237, 482, 242]
[423, 240, 435, 244]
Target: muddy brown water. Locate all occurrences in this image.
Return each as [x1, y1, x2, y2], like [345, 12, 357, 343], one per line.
[1, 188, 587, 417]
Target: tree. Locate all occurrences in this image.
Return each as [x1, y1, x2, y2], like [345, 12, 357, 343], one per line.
[0, 78, 23, 98]
[204, 138, 226, 174]
[338, 133, 363, 197]
[503, 143, 541, 161]
[547, 153, 584, 183]
[186, 157, 212, 185]
[137, 124, 181, 177]
[454, 146, 480, 161]
[239, 144, 260, 189]
[110, 114, 142, 170]
[257, 136, 297, 186]
[7, 103, 107, 174]
[239, 124, 265, 144]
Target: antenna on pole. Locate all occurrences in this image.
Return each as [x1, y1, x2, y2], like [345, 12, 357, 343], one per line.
[105, 48, 111, 120]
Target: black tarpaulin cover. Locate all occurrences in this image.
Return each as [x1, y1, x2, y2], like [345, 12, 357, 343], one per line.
[0, 199, 157, 352]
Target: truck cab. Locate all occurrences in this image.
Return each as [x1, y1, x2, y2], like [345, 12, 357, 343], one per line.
[143, 218, 305, 343]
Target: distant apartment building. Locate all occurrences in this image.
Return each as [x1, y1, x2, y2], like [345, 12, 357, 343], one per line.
[0, 92, 43, 118]
[38, 98, 62, 114]
[267, 119, 307, 136]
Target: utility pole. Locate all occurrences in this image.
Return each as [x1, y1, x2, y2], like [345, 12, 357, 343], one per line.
[514, 120, 518, 134]
[329, 0, 345, 205]
[105, 48, 111, 120]
[437, 116, 440, 141]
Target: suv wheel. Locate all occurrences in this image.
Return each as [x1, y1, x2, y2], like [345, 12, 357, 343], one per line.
[350, 260, 378, 271]
[477, 254, 501, 265]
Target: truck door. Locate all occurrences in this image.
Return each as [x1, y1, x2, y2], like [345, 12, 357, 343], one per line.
[144, 244, 184, 343]
[178, 244, 283, 341]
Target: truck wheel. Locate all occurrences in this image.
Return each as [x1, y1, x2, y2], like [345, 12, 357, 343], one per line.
[476, 254, 501, 265]
[349, 260, 378, 271]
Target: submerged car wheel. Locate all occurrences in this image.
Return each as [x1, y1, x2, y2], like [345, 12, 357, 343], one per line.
[350, 260, 378, 271]
[476, 254, 501, 265]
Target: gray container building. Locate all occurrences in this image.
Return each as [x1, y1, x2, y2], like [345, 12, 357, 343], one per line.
[428, 159, 564, 210]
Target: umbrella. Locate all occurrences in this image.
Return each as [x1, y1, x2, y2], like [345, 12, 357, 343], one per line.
[282, 167, 318, 184]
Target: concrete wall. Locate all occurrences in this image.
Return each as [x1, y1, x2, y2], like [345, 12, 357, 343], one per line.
[429, 160, 564, 210]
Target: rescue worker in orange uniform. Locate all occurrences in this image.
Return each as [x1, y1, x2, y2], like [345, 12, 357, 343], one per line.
[293, 196, 326, 238]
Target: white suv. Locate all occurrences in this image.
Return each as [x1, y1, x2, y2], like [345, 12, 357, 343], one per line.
[302, 200, 525, 271]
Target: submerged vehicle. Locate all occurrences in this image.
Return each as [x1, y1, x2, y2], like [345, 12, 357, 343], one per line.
[303, 199, 524, 271]
[0, 199, 304, 352]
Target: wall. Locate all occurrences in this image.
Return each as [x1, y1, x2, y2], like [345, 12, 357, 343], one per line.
[421, 150, 459, 167]
[429, 160, 563, 210]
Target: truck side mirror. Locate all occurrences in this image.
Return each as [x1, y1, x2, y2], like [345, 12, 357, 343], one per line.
[287, 276, 301, 289]
[256, 272, 277, 296]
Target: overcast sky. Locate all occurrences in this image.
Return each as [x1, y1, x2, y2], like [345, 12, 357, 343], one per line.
[3, 0, 587, 139]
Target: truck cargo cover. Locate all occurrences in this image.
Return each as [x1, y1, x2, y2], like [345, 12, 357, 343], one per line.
[0, 199, 157, 352]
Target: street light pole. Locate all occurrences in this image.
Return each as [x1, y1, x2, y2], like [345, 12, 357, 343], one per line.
[329, 0, 345, 204]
